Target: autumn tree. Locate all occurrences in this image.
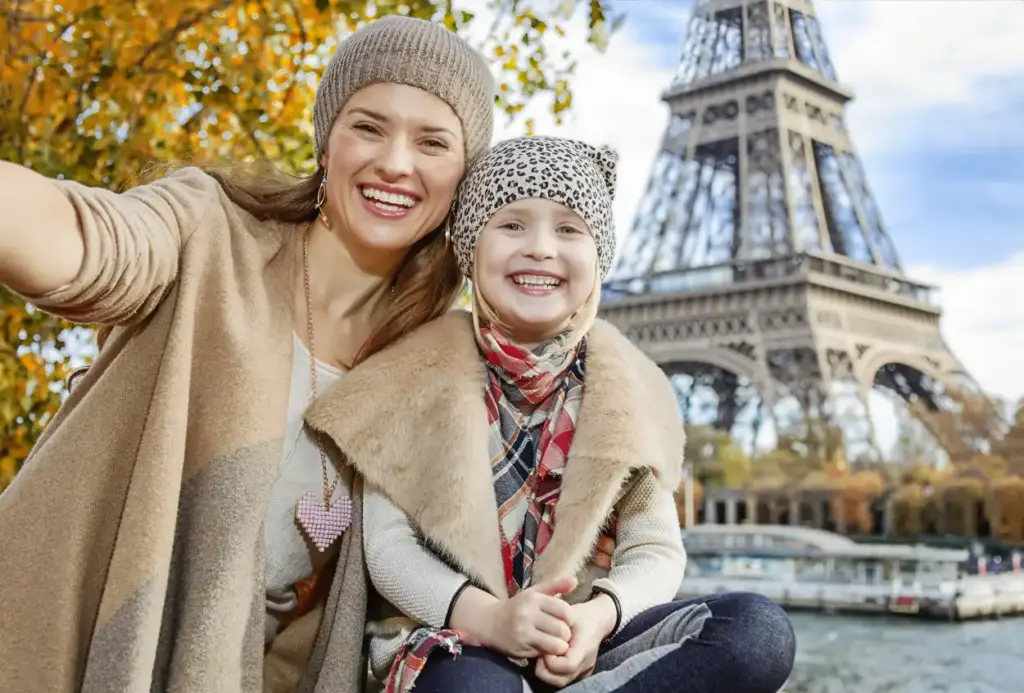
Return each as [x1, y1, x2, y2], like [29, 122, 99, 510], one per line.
[995, 398, 1024, 476]
[986, 475, 1024, 544]
[0, 0, 622, 490]
[828, 470, 884, 534]
[684, 424, 751, 489]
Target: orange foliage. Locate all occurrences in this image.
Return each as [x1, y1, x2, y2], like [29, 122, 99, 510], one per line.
[987, 476, 1024, 543]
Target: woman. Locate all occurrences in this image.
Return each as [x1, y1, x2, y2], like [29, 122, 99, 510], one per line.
[0, 16, 495, 693]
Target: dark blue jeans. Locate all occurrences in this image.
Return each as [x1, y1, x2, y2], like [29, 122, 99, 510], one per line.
[411, 591, 797, 692]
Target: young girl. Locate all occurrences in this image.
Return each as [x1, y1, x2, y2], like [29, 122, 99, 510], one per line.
[305, 136, 795, 693]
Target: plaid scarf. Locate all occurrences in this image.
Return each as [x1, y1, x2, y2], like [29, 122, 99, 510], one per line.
[381, 326, 585, 693]
[384, 627, 463, 693]
[480, 325, 586, 596]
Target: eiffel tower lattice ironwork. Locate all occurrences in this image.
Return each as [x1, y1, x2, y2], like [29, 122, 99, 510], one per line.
[599, 0, 998, 464]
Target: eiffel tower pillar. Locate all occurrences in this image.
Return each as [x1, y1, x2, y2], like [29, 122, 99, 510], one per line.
[601, 0, 1000, 464]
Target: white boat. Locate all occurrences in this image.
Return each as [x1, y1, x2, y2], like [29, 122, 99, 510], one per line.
[678, 524, 1024, 620]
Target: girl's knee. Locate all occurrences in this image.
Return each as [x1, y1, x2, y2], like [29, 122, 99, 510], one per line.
[714, 592, 796, 690]
[412, 645, 524, 693]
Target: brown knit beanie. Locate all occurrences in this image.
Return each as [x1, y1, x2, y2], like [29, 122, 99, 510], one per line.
[451, 136, 619, 280]
[313, 16, 495, 164]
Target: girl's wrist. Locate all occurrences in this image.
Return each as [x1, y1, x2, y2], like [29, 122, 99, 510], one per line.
[448, 585, 501, 646]
[580, 593, 618, 638]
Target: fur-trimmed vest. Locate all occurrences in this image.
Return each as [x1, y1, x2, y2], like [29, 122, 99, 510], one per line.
[306, 311, 687, 669]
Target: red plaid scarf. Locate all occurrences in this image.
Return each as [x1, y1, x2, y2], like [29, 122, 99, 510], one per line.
[479, 324, 585, 596]
[381, 326, 585, 693]
[384, 627, 463, 693]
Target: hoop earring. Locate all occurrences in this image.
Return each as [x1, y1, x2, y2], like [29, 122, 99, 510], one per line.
[315, 173, 330, 228]
[443, 199, 457, 250]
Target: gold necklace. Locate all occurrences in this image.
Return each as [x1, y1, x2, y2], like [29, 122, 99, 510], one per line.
[294, 223, 351, 553]
[293, 222, 396, 552]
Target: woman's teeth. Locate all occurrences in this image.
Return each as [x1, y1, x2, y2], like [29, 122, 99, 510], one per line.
[361, 187, 417, 210]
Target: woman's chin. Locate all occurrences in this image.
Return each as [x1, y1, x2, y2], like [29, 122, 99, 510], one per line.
[338, 221, 435, 258]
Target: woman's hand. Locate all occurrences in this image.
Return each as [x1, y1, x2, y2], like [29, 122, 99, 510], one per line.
[591, 516, 618, 570]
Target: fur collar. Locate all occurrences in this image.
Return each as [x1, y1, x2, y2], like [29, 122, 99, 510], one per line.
[306, 311, 684, 599]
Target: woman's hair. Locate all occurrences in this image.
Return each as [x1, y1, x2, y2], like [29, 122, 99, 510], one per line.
[86, 160, 464, 371]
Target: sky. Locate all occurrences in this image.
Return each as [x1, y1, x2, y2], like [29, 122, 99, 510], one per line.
[473, 0, 1024, 409]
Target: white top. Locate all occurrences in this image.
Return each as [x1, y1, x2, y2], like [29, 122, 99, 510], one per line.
[362, 470, 686, 677]
[264, 333, 349, 643]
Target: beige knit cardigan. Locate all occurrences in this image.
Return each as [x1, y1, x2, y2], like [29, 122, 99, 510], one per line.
[0, 168, 368, 692]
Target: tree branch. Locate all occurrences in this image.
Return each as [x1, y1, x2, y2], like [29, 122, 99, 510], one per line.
[474, 0, 514, 52]
[232, 106, 270, 160]
[137, 0, 235, 69]
[272, 0, 309, 128]
[0, 12, 59, 23]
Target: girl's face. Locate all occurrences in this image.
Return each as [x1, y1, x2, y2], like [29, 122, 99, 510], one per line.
[474, 198, 598, 343]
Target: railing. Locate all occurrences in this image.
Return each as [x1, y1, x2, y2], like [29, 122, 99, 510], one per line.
[602, 253, 939, 306]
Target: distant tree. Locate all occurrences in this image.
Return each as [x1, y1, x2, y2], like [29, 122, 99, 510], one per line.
[986, 476, 1024, 543]
[890, 402, 944, 465]
[831, 470, 885, 534]
[995, 398, 1024, 475]
[891, 484, 927, 536]
[684, 423, 751, 489]
[938, 476, 985, 536]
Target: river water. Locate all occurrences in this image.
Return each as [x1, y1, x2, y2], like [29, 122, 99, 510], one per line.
[785, 613, 1023, 692]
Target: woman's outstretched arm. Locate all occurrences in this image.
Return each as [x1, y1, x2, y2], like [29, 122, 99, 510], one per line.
[0, 162, 216, 326]
[0, 161, 84, 296]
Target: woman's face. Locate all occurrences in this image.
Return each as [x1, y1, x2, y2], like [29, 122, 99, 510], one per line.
[475, 197, 598, 344]
[321, 83, 466, 266]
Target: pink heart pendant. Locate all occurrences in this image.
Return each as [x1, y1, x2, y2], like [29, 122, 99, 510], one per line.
[295, 491, 352, 552]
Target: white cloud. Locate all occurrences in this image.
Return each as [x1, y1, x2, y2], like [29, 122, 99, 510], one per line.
[816, 1, 1024, 153]
[908, 253, 1024, 403]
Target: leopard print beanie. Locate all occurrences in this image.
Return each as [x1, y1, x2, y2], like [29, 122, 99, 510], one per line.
[450, 135, 619, 280]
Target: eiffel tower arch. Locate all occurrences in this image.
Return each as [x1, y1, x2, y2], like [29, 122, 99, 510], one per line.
[600, 0, 999, 464]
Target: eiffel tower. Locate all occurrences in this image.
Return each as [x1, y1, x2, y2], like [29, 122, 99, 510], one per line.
[600, 0, 997, 464]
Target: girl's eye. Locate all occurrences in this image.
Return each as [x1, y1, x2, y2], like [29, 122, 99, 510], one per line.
[558, 225, 583, 234]
[501, 221, 524, 231]
[423, 138, 449, 150]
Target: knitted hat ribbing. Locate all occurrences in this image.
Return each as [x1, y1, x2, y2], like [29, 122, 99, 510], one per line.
[451, 136, 619, 280]
[313, 17, 495, 165]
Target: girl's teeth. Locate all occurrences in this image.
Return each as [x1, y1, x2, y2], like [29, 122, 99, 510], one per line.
[514, 276, 560, 288]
